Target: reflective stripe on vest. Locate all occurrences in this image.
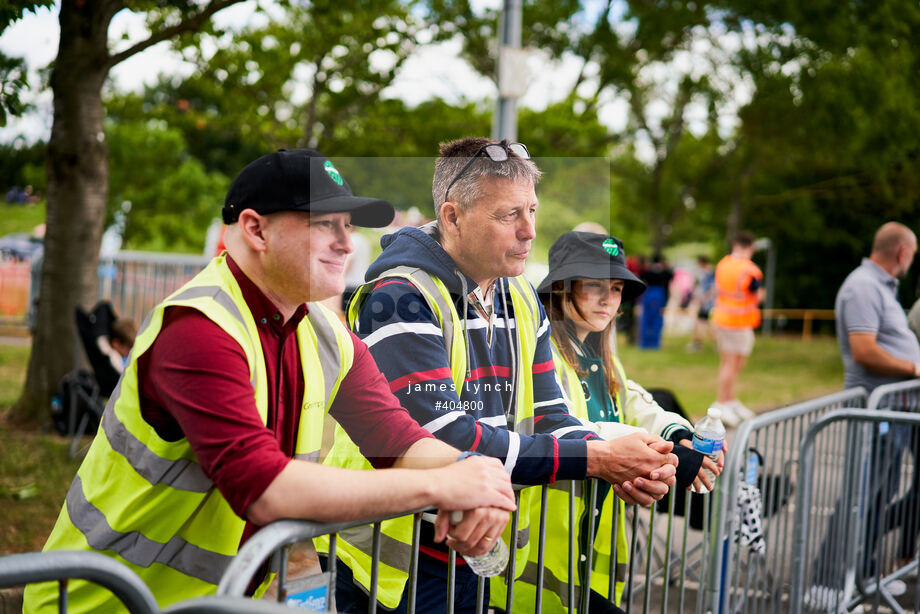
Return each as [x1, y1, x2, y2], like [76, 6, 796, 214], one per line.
[348, 266, 466, 392]
[28, 255, 353, 612]
[322, 270, 542, 609]
[100, 398, 212, 492]
[64, 475, 231, 586]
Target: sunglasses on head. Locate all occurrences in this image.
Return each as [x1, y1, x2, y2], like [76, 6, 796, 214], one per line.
[444, 142, 530, 203]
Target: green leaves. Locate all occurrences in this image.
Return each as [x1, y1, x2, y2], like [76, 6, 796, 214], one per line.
[105, 119, 229, 253]
[0, 52, 30, 126]
[0, 0, 52, 33]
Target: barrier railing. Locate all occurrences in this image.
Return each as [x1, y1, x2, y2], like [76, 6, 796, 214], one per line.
[163, 596, 317, 613]
[218, 481, 729, 614]
[704, 387, 869, 614]
[790, 409, 920, 614]
[8, 389, 895, 613]
[0, 551, 311, 613]
[0, 550, 159, 614]
[0, 252, 209, 328]
[99, 251, 209, 326]
[868, 379, 920, 413]
[864, 381, 920, 613]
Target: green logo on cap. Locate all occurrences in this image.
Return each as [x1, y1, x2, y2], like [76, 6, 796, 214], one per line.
[603, 238, 619, 257]
[324, 160, 344, 186]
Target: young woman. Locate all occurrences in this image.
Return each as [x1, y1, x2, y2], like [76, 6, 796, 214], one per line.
[515, 231, 723, 613]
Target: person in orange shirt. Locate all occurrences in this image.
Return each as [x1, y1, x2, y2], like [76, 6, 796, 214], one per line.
[711, 231, 764, 426]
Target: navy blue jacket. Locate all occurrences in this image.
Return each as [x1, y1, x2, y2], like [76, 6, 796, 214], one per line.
[353, 223, 597, 486]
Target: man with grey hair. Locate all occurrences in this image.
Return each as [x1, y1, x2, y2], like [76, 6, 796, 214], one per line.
[325, 138, 680, 613]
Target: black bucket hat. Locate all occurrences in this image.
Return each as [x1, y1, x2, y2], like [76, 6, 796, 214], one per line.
[537, 231, 646, 301]
[222, 149, 395, 228]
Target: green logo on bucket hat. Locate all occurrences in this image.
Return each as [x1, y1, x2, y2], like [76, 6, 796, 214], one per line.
[324, 160, 344, 186]
[603, 238, 619, 257]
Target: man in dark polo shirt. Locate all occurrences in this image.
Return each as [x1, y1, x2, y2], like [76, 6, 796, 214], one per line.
[25, 150, 515, 614]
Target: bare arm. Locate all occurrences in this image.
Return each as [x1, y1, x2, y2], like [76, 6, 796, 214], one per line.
[248, 443, 515, 525]
[849, 332, 920, 378]
[247, 446, 516, 555]
[390, 437, 466, 469]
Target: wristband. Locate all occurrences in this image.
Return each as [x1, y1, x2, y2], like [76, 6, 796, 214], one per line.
[456, 451, 482, 462]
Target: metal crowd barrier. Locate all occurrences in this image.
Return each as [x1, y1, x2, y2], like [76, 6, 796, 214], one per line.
[11, 387, 899, 614]
[218, 509, 432, 613]
[218, 480, 733, 614]
[791, 409, 920, 614]
[0, 251, 208, 329]
[869, 379, 920, 414]
[164, 596, 310, 613]
[99, 251, 209, 326]
[0, 550, 159, 614]
[617, 484, 719, 614]
[0, 551, 315, 613]
[704, 388, 869, 613]
[862, 381, 920, 612]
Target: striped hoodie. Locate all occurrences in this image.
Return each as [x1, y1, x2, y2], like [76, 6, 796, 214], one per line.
[353, 222, 598, 488]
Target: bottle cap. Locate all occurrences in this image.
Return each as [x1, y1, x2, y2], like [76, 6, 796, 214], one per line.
[707, 407, 722, 420]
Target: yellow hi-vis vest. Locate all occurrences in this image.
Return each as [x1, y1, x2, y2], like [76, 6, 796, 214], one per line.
[23, 254, 354, 614]
[315, 267, 541, 610]
[510, 342, 630, 611]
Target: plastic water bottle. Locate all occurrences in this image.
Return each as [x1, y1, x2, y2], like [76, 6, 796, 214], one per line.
[449, 511, 509, 577]
[692, 407, 726, 494]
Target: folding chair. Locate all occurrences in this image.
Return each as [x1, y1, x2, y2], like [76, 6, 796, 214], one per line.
[60, 301, 123, 458]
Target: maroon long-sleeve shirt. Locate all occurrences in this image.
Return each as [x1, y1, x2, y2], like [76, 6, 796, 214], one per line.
[137, 255, 433, 544]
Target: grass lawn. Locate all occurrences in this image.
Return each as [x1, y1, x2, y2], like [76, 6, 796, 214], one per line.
[0, 342, 83, 553]
[0, 425, 81, 553]
[620, 332, 844, 420]
[0, 201, 45, 237]
[0, 331, 844, 554]
[0, 344, 29, 412]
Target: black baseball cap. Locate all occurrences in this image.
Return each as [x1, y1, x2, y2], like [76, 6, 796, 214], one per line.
[222, 149, 395, 228]
[537, 231, 646, 301]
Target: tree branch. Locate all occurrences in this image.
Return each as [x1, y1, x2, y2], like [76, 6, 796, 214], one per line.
[627, 83, 659, 152]
[105, 0, 244, 70]
[662, 80, 691, 162]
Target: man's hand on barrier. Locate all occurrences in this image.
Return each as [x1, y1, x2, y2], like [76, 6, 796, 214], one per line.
[586, 432, 678, 486]
[432, 455, 516, 513]
[611, 462, 677, 506]
[434, 507, 509, 557]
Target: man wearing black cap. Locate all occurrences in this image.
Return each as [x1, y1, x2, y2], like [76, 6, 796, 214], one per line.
[25, 149, 515, 613]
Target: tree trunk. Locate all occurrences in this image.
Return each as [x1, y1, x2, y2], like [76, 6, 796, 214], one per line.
[726, 162, 754, 246]
[12, 1, 116, 424]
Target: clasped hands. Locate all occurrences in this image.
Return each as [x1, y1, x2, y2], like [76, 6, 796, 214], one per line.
[588, 432, 724, 506]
